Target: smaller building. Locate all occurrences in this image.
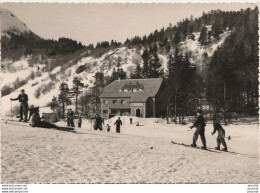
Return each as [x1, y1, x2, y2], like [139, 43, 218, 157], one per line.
[100, 78, 164, 119]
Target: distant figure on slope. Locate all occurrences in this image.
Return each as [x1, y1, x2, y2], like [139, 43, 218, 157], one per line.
[77, 117, 82, 128]
[114, 117, 122, 133]
[10, 89, 29, 122]
[66, 109, 71, 126]
[190, 110, 207, 150]
[94, 114, 103, 130]
[70, 110, 75, 127]
[31, 107, 58, 129]
[212, 119, 228, 151]
[106, 124, 111, 132]
[130, 117, 133, 125]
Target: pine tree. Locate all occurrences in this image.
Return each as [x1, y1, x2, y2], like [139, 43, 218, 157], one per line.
[131, 64, 143, 79]
[70, 77, 84, 114]
[58, 82, 71, 118]
[141, 48, 149, 78]
[198, 26, 208, 45]
[149, 46, 163, 78]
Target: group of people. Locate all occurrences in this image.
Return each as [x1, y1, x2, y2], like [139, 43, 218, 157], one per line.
[10, 90, 227, 150]
[93, 114, 122, 133]
[190, 110, 228, 151]
[66, 109, 75, 127]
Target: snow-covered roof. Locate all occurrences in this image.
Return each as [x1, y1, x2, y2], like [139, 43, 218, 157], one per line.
[100, 78, 163, 102]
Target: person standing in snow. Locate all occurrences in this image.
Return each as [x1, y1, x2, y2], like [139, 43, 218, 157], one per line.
[130, 117, 133, 125]
[70, 110, 75, 127]
[66, 109, 71, 126]
[77, 117, 82, 128]
[94, 114, 103, 130]
[114, 117, 122, 133]
[212, 119, 228, 151]
[190, 110, 207, 149]
[10, 89, 29, 122]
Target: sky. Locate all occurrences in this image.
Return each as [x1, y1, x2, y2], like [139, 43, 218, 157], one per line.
[1, 2, 257, 46]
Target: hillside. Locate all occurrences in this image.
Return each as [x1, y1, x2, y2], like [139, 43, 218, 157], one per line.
[1, 7, 258, 117]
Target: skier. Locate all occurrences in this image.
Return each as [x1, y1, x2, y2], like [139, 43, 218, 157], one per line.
[66, 109, 71, 126]
[212, 119, 228, 151]
[10, 89, 29, 122]
[31, 107, 58, 129]
[190, 110, 207, 149]
[130, 117, 133, 125]
[70, 110, 75, 127]
[114, 117, 122, 133]
[77, 117, 82, 128]
[94, 114, 103, 130]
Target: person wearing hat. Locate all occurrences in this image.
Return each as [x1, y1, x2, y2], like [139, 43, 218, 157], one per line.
[10, 89, 29, 122]
[190, 110, 207, 149]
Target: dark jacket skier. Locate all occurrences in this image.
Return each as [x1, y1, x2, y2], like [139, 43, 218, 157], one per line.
[212, 120, 228, 151]
[114, 117, 122, 133]
[94, 114, 103, 130]
[31, 107, 58, 129]
[190, 110, 207, 149]
[10, 89, 29, 122]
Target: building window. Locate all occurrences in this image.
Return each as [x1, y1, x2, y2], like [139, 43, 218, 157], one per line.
[103, 110, 108, 113]
[103, 100, 109, 104]
[121, 100, 127, 104]
[113, 100, 118, 104]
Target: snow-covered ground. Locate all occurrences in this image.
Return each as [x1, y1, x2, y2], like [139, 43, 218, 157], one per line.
[1, 116, 259, 184]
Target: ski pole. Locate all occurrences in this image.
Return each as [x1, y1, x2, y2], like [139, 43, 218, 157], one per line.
[10, 100, 13, 120]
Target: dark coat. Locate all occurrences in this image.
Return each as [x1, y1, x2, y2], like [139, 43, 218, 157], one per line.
[12, 94, 28, 103]
[192, 115, 206, 128]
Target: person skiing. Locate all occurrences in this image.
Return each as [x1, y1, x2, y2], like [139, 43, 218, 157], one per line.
[212, 119, 228, 151]
[114, 117, 122, 133]
[77, 117, 82, 128]
[190, 110, 207, 150]
[10, 89, 29, 122]
[94, 114, 103, 130]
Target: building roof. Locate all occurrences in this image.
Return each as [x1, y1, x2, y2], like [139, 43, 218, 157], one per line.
[100, 78, 163, 102]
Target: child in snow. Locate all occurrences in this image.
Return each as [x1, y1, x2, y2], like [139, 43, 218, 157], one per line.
[106, 124, 111, 132]
[77, 117, 82, 128]
[212, 119, 228, 151]
[114, 117, 122, 133]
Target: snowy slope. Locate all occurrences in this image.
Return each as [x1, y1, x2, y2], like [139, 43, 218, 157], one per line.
[1, 116, 258, 183]
[1, 8, 31, 37]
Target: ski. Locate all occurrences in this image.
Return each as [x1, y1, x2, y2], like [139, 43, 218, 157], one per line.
[3, 119, 76, 133]
[171, 141, 220, 153]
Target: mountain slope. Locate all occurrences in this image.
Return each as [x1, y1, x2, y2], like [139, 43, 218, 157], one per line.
[2, 8, 257, 116]
[1, 8, 31, 37]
